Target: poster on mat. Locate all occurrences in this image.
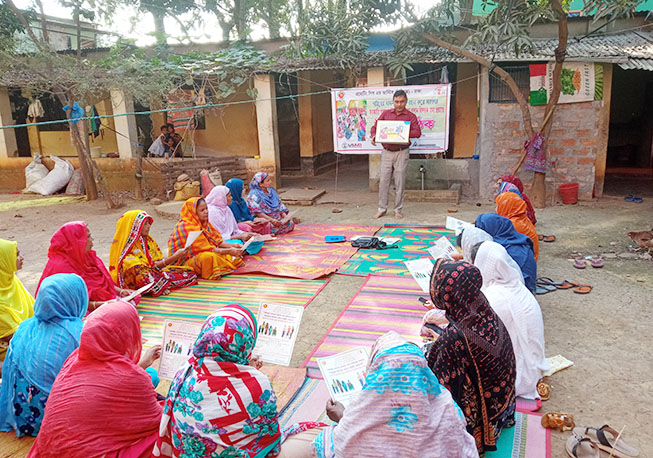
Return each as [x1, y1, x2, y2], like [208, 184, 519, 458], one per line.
[159, 320, 204, 380]
[251, 302, 304, 366]
[331, 84, 452, 154]
[317, 347, 370, 407]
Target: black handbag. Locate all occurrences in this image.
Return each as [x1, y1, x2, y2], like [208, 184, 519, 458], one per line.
[350, 237, 398, 250]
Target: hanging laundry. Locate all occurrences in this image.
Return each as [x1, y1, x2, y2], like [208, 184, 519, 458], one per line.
[62, 101, 85, 124]
[27, 99, 45, 119]
[89, 105, 102, 137]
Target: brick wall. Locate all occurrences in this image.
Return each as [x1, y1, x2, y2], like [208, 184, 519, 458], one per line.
[479, 101, 601, 201]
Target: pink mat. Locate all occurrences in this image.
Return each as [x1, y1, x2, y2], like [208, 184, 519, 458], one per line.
[234, 224, 381, 280]
[302, 275, 425, 378]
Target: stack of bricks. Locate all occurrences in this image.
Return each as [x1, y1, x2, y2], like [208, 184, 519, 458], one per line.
[482, 101, 601, 201]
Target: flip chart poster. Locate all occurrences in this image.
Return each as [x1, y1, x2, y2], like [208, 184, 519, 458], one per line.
[404, 257, 435, 293]
[317, 347, 369, 407]
[331, 84, 452, 154]
[252, 302, 304, 366]
[159, 320, 203, 380]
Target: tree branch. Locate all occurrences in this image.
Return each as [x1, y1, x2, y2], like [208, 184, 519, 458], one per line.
[422, 32, 535, 138]
[4, 0, 47, 51]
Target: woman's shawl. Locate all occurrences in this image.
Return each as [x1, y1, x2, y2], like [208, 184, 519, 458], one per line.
[495, 192, 540, 260]
[313, 331, 479, 458]
[226, 178, 253, 222]
[154, 304, 285, 458]
[0, 239, 34, 340]
[247, 172, 287, 216]
[0, 274, 88, 432]
[28, 300, 162, 458]
[474, 242, 548, 399]
[475, 214, 537, 292]
[37, 222, 116, 302]
[426, 260, 516, 453]
[500, 175, 536, 225]
[460, 227, 493, 263]
[169, 197, 224, 258]
[206, 186, 242, 240]
[109, 210, 160, 287]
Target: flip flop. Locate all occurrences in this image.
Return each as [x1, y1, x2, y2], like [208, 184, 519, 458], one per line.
[573, 283, 593, 294]
[573, 258, 587, 269]
[566, 435, 600, 458]
[573, 425, 640, 458]
[633, 197, 643, 203]
[590, 257, 604, 268]
[535, 286, 552, 295]
[625, 195, 635, 202]
[536, 280, 557, 293]
[543, 235, 556, 242]
[557, 280, 576, 290]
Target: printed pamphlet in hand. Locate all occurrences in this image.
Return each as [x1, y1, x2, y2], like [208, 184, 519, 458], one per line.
[251, 302, 304, 366]
[404, 257, 435, 293]
[184, 231, 202, 249]
[158, 320, 203, 380]
[427, 237, 457, 261]
[445, 216, 473, 236]
[317, 347, 369, 407]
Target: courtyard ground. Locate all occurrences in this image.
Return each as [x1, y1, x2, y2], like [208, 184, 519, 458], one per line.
[1, 162, 651, 457]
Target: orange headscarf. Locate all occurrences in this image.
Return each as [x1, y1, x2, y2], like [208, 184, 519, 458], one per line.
[495, 192, 539, 260]
[169, 197, 224, 259]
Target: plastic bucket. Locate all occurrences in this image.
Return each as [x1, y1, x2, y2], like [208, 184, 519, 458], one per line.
[559, 182, 579, 205]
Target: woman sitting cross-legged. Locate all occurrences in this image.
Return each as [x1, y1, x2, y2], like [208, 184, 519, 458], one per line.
[225, 178, 272, 236]
[37, 222, 136, 312]
[474, 241, 548, 400]
[205, 186, 256, 242]
[425, 259, 516, 455]
[109, 210, 197, 297]
[153, 304, 325, 458]
[313, 331, 479, 458]
[247, 172, 297, 236]
[0, 239, 34, 367]
[0, 273, 87, 437]
[169, 197, 244, 280]
[28, 300, 163, 458]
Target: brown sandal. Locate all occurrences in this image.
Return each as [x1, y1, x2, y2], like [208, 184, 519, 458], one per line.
[537, 379, 550, 401]
[566, 435, 600, 458]
[573, 425, 640, 458]
[542, 412, 575, 431]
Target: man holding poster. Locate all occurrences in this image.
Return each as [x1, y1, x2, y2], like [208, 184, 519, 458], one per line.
[370, 89, 421, 219]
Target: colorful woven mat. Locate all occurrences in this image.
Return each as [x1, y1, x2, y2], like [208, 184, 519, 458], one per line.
[138, 275, 327, 345]
[486, 412, 551, 458]
[337, 224, 456, 277]
[259, 366, 307, 412]
[279, 377, 333, 428]
[234, 224, 381, 280]
[302, 275, 424, 378]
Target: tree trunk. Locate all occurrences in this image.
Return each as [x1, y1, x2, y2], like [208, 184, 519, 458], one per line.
[266, 0, 280, 38]
[74, 3, 82, 58]
[152, 11, 167, 44]
[234, 0, 247, 40]
[531, 0, 568, 207]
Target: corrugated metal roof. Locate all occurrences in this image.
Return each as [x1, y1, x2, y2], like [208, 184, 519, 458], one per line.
[271, 31, 653, 72]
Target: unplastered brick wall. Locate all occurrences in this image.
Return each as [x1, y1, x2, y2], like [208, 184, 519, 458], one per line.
[479, 101, 600, 201]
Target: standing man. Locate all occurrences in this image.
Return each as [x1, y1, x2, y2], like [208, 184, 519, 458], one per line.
[370, 89, 421, 219]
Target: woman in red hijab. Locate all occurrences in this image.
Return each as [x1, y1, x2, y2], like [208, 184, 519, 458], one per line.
[37, 222, 134, 312]
[28, 300, 163, 458]
[500, 175, 537, 225]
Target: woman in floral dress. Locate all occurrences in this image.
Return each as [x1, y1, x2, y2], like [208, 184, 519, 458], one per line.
[247, 172, 297, 236]
[153, 304, 324, 458]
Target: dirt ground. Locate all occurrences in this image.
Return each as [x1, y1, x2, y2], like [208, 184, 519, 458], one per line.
[1, 163, 652, 457]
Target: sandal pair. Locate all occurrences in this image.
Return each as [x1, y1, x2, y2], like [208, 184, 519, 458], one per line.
[573, 257, 603, 269]
[538, 234, 557, 242]
[537, 277, 591, 294]
[572, 425, 640, 458]
[542, 411, 575, 431]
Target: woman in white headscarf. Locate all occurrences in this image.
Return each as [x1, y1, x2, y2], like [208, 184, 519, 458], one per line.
[474, 241, 548, 399]
[458, 227, 493, 263]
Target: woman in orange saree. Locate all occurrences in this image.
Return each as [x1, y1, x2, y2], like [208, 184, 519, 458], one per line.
[495, 192, 539, 260]
[169, 198, 244, 280]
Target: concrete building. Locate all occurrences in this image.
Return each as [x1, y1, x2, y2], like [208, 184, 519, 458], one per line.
[1, 14, 652, 202]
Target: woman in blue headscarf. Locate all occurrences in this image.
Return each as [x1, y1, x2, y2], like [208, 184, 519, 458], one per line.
[475, 213, 537, 292]
[0, 273, 88, 437]
[246, 172, 297, 236]
[225, 178, 272, 236]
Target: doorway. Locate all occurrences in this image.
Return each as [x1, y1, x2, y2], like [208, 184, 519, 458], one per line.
[606, 67, 653, 174]
[275, 73, 301, 171]
[9, 89, 31, 157]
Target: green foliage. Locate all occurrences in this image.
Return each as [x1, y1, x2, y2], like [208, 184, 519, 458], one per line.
[0, 1, 31, 51]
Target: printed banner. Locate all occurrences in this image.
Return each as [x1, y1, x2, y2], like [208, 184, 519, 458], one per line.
[331, 85, 452, 154]
[530, 62, 603, 106]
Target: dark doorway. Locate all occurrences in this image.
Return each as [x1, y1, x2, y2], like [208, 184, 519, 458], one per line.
[275, 73, 301, 171]
[606, 67, 653, 173]
[9, 89, 32, 157]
